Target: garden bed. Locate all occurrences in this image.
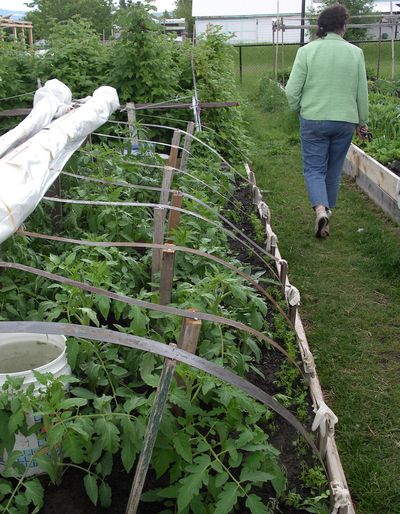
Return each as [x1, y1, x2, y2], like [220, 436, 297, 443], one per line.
[0, 122, 341, 513]
[344, 143, 400, 224]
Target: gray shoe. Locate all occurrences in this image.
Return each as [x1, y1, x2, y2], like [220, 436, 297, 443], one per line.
[315, 212, 329, 238]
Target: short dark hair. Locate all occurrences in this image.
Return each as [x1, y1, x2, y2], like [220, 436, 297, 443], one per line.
[317, 4, 349, 38]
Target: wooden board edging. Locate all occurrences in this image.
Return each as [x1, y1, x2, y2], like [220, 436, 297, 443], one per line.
[244, 162, 355, 514]
[344, 144, 400, 224]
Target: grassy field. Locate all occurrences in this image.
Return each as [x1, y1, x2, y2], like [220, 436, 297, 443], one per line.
[234, 40, 400, 89]
[239, 51, 400, 513]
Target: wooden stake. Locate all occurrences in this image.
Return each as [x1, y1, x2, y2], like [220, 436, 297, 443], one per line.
[167, 129, 181, 169]
[177, 313, 202, 355]
[159, 248, 176, 305]
[151, 207, 165, 281]
[279, 259, 288, 297]
[125, 345, 177, 514]
[126, 102, 139, 150]
[167, 191, 183, 242]
[159, 166, 174, 207]
[179, 122, 195, 172]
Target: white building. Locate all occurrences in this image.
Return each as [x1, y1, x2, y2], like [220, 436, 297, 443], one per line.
[192, 0, 316, 44]
[193, 0, 400, 44]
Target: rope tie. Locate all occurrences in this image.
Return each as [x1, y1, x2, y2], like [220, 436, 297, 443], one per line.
[331, 480, 351, 514]
[311, 402, 338, 438]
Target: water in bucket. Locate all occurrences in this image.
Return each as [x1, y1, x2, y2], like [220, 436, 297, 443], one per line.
[0, 340, 62, 373]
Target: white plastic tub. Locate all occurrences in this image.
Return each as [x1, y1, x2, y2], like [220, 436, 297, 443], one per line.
[0, 333, 71, 476]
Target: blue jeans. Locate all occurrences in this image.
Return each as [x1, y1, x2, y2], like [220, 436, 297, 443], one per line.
[300, 117, 355, 208]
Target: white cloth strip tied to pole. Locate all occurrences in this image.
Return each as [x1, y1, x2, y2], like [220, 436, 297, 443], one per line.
[287, 285, 300, 307]
[0, 79, 73, 160]
[312, 401, 339, 459]
[312, 401, 338, 438]
[258, 201, 271, 224]
[0, 84, 119, 245]
[303, 348, 316, 377]
[330, 480, 352, 514]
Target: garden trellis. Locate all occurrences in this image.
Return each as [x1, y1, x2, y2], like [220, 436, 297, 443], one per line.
[0, 79, 355, 513]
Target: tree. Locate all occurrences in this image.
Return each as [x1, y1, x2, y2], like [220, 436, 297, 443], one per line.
[174, 0, 194, 35]
[37, 18, 111, 97]
[109, 2, 179, 104]
[25, 0, 114, 41]
[319, 0, 375, 40]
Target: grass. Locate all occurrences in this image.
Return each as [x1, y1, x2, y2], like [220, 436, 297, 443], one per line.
[234, 40, 400, 88]
[240, 85, 400, 513]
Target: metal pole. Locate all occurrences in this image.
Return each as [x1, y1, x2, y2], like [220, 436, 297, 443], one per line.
[300, 0, 306, 45]
[239, 46, 243, 84]
[391, 0, 395, 80]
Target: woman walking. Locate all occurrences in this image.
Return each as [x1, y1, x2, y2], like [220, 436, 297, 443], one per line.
[285, 4, 369, 238]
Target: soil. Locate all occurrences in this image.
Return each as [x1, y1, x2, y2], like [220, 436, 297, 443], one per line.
[38, 178, 317, 514]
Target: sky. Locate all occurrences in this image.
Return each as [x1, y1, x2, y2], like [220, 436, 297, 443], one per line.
[0, 0, 176, 13]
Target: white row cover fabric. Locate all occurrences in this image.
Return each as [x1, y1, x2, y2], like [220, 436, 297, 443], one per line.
[0, 85, 119, 244]
[0, 79, 72, 160]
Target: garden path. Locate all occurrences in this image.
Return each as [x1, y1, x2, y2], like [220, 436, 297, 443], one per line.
[243, 97, 400, 514]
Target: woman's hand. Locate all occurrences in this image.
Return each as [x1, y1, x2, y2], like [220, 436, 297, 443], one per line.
[356, 124, 369, 140]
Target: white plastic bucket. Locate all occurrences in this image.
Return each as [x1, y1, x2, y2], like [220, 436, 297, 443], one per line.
[0, 333, 71, 476]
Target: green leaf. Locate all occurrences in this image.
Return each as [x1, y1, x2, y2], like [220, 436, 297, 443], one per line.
[47, 423, 65, 447]
[239, 470, 276, 483]
[23, 478, 44, 508]
[123, 396, 147, 413]
[177, 455, 210, 511]
[70, 387, 97, 400]
[214, 483, 240, 514]
[58, 397, 88, 409]
[63, 432, 85, 464]
[0, 411, 15, 453]
[97, 295, 111, 320]
[215, 471, 229, 488]
[173, 431, 192, 464]
[84, 474, 98, 505]
[139, 353, 159, 387]
[245, 494, 269, 514]
[95, 418, 120, 453]
[99, 481, 112, 508]
[0, 481, 12, 495]
[35, 456, 58, 483]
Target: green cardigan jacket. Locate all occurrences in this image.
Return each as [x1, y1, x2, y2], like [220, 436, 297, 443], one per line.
[285, 33, 369, 125]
